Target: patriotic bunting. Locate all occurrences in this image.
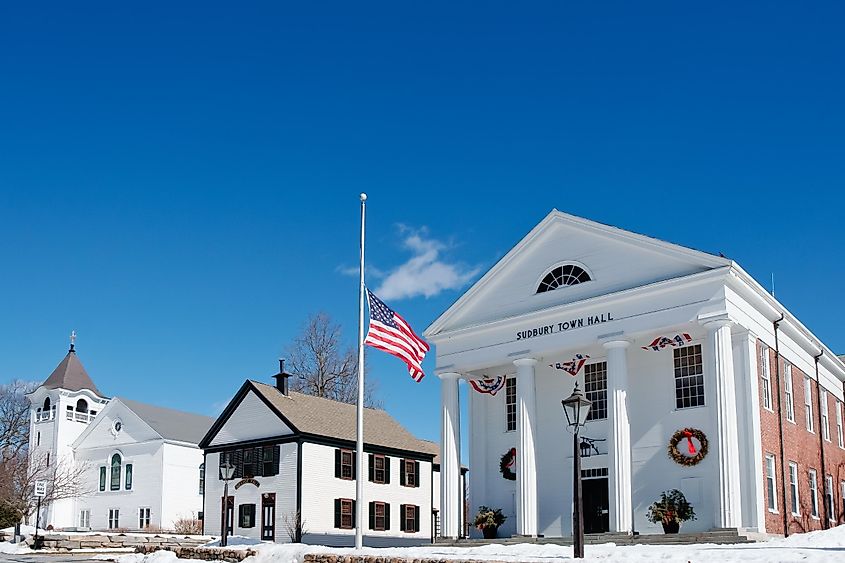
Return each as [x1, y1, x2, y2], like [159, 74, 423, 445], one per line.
[641, 333, 692, 352]
[550, 354, 590, 376]
[469, 376, 507, 396]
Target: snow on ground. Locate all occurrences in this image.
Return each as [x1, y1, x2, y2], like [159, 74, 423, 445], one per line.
[0, 541, 32, 554]
[203, 535, 265, 549]
[0, 525, 36, 536]
[115, 525, 845, 563]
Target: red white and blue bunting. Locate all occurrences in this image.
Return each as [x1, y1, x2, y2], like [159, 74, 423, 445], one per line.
[641, 333, 692, 352]
[469, 376, 507, 396]
[550, 354, 590, 376]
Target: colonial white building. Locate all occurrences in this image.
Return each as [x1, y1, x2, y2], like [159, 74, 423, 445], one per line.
[28, 344, 213, 531]
[200, 364, 460, 546]
[425, 210, 845, 539]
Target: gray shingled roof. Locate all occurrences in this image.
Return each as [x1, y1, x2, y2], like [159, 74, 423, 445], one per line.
[249, 381, 434, 456]
[42, 351, 102, 395]
[120, 398, 215, 445]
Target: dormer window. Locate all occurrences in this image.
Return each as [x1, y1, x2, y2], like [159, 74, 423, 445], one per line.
[537, 264, 591, 293]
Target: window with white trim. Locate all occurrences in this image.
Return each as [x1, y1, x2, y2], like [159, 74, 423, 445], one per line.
[79, 509, 90, 528]
[584, 362, 607, 421]
[825, 475, 834, 521]
[821, 390, 830, 442]
[674, 345, 704, 409]
[536, 264, 591, 293]
[505, 377, 516, 432]
[108, 508, 120, 529]
[804, 376, 814, 433]
[836, 401, 844, 449]
[808, 469, 819, 518]
[139, 507, 151, 529]
[783, 363, 795, 422]
[760, 345, 772, 410]
[765, 454, 777, 513]
[788, 462, 800, 516]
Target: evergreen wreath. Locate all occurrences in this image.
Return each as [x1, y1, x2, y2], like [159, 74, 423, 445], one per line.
[499, 447, 516, 480]
[667, 427, 708, 467]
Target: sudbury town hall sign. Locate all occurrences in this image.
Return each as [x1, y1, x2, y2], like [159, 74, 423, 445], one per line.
[516, 312, 614, 341]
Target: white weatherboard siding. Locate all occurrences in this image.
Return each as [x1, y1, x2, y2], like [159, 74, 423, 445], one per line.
[202, 445, 298, 542]
[208, 391, 293, 447]
[160, 443, 204, 528]
[299, 442, 432, 546]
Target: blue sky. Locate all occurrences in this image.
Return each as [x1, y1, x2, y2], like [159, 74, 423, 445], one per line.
[1, 2, 844, 444]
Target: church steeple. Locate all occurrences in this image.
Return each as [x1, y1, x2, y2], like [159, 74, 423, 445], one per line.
[41, 332, 101, 395]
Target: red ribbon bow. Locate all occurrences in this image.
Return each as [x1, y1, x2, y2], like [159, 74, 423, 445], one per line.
[682, 430, 697, 455]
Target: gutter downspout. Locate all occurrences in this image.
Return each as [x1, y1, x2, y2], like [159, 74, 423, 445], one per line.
[773, 314, 789, 537]
[813, 350, 829, 529]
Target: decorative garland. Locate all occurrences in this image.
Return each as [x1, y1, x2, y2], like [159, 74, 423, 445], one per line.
[499, 448, 516, 480]
[667, 428, 709, 467]
[549, 354, 591, 376]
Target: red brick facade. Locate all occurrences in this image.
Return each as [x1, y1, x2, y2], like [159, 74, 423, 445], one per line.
[758, 339, 845, 534]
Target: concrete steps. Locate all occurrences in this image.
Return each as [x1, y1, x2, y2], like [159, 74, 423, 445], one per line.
[436, 529, 754, 547]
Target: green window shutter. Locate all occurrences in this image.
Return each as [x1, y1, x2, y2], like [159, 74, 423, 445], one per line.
[334, 499, 341, 528]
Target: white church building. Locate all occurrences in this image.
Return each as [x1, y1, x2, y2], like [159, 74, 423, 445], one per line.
[426, 210, 845, 539]
[27, 342, 214, 531]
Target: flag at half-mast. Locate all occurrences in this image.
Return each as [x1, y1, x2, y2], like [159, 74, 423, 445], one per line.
[364, 288, 430, 382]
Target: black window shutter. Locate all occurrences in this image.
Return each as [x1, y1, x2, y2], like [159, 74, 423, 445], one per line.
[399, 504, 406, 532]
[335, 449, 341, 478]
[368, 501, 375, 530]
[352, 500, 356, 527]
[384, 503, 391, 531]
[334, 499, 341, 528]
[384, 457, 391, 484]
[218, 452, 224, 479]
[414, 506, 420, 532]
[255, 447, 264, 477]
[272, 445, 281, 476]
[399, 459, 406, 487]
[352, 452, 357, 479]
[234, 449, 244, 478]
[414, 461, 420, 487]
[238, 504, 245, 527]
[368, 454, 374, 482]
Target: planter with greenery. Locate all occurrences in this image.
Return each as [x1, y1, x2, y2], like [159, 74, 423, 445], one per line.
[646, 489, 696, 533]
[473, 506, 506, 539]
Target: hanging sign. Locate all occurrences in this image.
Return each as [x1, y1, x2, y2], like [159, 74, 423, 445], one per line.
[516, 313, 614, 341]
[550, 354, 591, 376]
[641, 333, 692, 352]
[469, 376, 507, 396]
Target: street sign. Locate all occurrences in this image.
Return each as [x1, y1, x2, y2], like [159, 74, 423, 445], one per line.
[34, 480, 47, 497]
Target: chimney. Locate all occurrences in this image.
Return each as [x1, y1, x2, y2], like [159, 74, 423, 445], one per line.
[272, 359, 292, 396]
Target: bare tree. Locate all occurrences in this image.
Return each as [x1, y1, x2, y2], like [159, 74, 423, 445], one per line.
[282, 510, 307, 543]
[0, 380, 39, 461]
[0, 450, 92, 525]
[286, 312, 380, 408]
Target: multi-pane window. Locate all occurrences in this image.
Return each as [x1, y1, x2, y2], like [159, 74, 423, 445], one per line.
[242, 448, 256, 478]
[505, 377, 516, 432]
[825, 475, 834, 521]
[821, 391, 830, 441]
[761, 345, 772, 410]
[402, 459, 419, 487]
[139, 507, 151, 529]
[674, 345, 704, 409]
[809, 469, 819, 518]
[804, 376, 814, 433]
[219, 446, 280, 479]
[108, 508, 120, 529]
[110, 454, 121, 491]
[784, 363, 795, 422]
[765, 454, 777, 512]
[199, 463, 205, 495]
[79, 509, 90, 528]
[788, 462, 800, 515]
[125, 464, 133, 490]
[400, 504, 419, 533]
[836, 401, 844, 449]
[370, 501, 388, 531]
[261, 446, 275, 476]
[536, 264, 591, 293]
[99, 466, 106, 491]
[336, 499, 354, 529]
[374, 455, 386, 484]
[238, 504, 256, 528]
[341, 450, 353, 480]
[584, 362, 607, 421]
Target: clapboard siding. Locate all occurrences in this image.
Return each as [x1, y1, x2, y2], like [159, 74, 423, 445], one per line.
[208, 390, 293, 447]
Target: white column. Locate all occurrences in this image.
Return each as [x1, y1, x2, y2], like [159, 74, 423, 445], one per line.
[514, 358, 538, 537]
[604, 339, 633, 534]
[439, 372, 461, 539]
[703, 317, 742, 529]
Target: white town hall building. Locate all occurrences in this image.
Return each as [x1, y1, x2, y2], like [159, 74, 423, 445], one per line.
[426, 210, 845, 539]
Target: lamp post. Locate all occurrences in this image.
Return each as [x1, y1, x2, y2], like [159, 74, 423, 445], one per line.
[220, 460, 235, 547]
[562, 383, 591, 559]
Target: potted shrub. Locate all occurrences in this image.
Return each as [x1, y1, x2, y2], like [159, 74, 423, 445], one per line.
[646, 489, 696, 533]
[473, 506, 506, 539]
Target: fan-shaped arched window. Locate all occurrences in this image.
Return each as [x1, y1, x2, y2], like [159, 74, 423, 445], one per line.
[76, 399, 88, 413]
[537, 264, 591, 293]
[43, 397, 51, 411]
[110, 454, 122, 491]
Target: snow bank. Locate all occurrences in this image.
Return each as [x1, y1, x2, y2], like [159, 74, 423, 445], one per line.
[0, 541, 32, 555]
[203, 535, 265, 549]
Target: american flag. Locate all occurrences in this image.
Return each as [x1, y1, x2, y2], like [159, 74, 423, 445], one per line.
[364, 289, 430, 382]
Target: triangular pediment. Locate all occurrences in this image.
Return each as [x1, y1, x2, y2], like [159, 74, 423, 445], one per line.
[203, 385, 294, 448]
[73, 399, 162, 450]
[425, 210, 730, 336]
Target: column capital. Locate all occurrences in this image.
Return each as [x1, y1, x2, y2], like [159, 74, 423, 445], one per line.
[698, 311, 733, 330]
[512, 358, 538, 368]
[602, 339, 631, 350]
[437, 371, 462, 380]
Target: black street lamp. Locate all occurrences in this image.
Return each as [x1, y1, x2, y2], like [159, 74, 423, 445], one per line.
[220, 460, 236, 547]
[562, 383, 591, 559]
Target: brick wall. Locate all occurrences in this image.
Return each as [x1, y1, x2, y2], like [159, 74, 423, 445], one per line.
[757, 339, 845, 535]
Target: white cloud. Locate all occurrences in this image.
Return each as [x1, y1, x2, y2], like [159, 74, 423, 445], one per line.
[375, 227, 479, 301]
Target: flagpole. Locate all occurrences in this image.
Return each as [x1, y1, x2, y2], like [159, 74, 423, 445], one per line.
[355, 192, 367, 550]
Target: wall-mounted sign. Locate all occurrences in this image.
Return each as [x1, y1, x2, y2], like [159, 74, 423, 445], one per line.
[516, 313, 614, 341]
[234, 478, 260, 490]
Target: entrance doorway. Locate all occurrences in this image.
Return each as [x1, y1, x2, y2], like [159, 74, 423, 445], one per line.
[582, 475, 609, 534]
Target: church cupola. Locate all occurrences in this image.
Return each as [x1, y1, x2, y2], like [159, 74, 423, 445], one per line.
[272, 359, 292, 396]
[41, 331, 101, 396]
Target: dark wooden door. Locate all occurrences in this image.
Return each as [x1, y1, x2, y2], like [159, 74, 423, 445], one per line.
[582, 478, 609, 534]
[221, 496, 234, 535]
[261, 493, 276, 541]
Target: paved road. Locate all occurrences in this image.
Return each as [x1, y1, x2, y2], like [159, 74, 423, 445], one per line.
[1, 554, 121, 563]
